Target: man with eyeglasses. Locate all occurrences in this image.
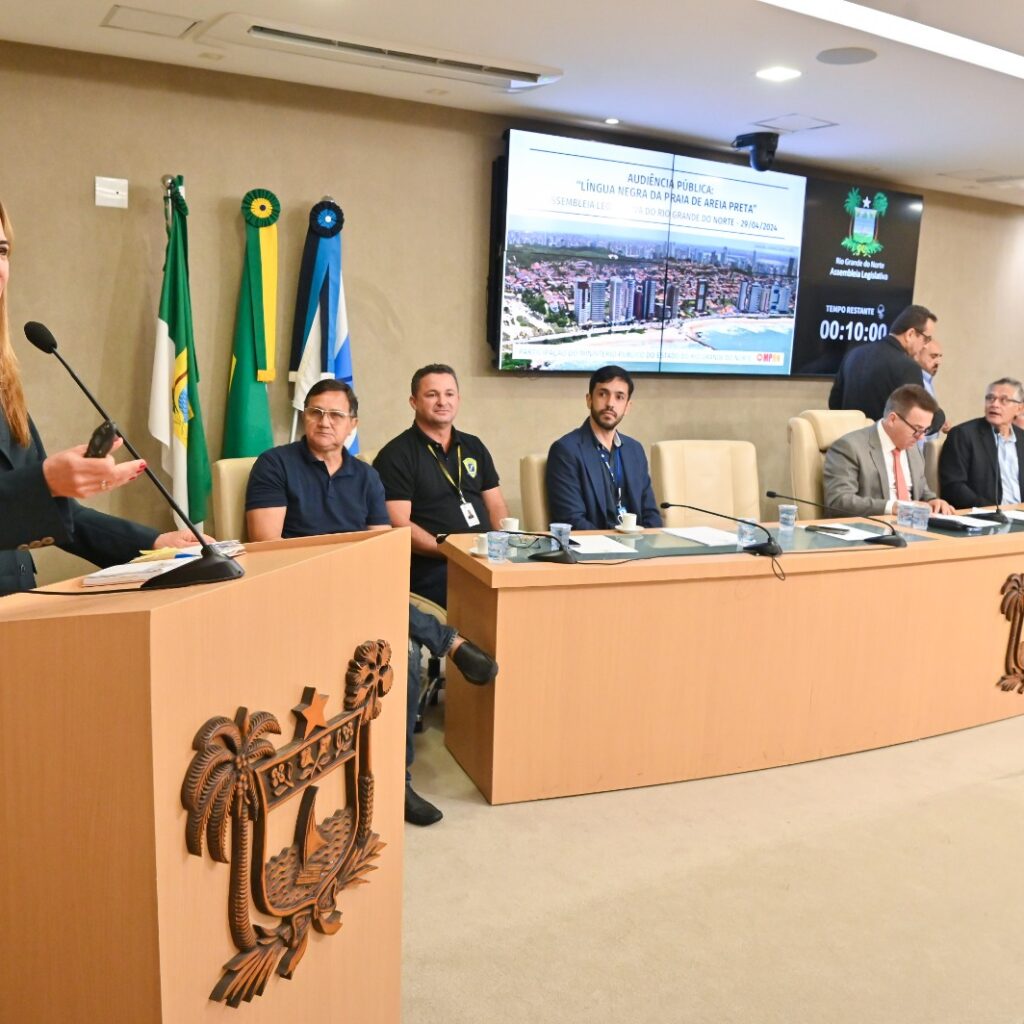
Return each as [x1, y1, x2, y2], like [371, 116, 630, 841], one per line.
[244, 379, 498, 828]
[939, 378, 1024, 509]
[828, 304, 945, 431]
[824, 384, 954, 517]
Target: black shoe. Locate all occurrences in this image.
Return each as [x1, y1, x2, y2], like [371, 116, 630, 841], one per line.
[451, 640, 498, 685]
[404, 784, 443, 826]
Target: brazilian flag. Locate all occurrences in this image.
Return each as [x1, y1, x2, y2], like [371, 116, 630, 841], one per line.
[222, 188, 279, 458]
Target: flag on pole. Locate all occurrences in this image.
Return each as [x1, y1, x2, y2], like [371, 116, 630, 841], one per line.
[288, 199, 357, 452]
[148, 174, 211, 528]
[222, 188, 279, 458]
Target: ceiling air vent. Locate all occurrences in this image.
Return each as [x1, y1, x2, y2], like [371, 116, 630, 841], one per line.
[195, 13, 561, 91]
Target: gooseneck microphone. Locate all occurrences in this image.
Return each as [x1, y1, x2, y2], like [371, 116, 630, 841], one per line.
[660, 501, 782, 557]
[507, 529, 579, 564]
[24, 321, 244, 590]
[764, 489, 907, 548]
[436, 530, 578, 564]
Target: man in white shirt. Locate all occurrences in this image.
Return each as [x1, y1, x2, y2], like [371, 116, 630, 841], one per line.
[824, 384, 955, 517]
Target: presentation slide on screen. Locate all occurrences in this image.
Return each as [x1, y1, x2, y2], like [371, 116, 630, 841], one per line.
[497, 130, 807, 375]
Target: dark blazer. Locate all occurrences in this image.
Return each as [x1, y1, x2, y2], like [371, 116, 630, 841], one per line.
[546, 420, 662, 530]
[828, 335, 944, 429]
[939, 417, 1024, 509]
[0, 412, 158, 594]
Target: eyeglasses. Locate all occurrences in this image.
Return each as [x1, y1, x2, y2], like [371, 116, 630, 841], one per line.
[894, 410, 931, 438]
[916, 330, 933, 344]
[304, 406, 356, 424]
[985, 394, 1022, 406]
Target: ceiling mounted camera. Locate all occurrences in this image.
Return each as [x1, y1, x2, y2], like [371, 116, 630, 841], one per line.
[731, 131, 779, 172]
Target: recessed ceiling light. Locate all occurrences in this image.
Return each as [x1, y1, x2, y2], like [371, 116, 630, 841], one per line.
[756, 65, 801, 82]
[604, 117, 620, 125]
[755, 0, 1024, 80]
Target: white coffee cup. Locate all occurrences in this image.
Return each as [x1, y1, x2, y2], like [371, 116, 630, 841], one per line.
[471, 535, 488, 555]
[499, 517, 519, 532]
[617, 512, 638, 530]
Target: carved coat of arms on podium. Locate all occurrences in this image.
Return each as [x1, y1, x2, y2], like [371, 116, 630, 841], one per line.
[181, 639, 393, 1007]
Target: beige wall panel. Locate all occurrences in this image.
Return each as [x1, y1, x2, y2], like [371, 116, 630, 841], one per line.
[2, 40, 1024, 584]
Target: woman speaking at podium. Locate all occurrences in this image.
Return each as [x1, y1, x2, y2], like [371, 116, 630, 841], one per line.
[0, 198, 191, 593]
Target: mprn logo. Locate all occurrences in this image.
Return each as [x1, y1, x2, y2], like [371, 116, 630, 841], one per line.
[841, 188, 888, 257]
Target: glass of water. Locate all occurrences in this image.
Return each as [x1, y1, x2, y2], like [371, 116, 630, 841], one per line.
[895, 501, 917, 529]
[486, 531, 510, 563]
[736, 518, 759, 547]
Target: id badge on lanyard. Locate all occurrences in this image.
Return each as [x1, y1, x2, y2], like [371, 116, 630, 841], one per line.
[429, 441, 480, 527]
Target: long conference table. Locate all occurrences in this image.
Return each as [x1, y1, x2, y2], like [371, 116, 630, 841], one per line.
[441, 517, 1024, 805]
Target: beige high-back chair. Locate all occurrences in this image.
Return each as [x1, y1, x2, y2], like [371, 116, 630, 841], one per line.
[519, 453, 550, 532]
[650, 440, 760, 528]
[923, 433, 945, 498]
[212, 456, 258, 541]
[787, 410, 873, 518]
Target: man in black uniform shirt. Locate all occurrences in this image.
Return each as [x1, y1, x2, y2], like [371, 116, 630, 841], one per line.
[374, 364, 509, 607]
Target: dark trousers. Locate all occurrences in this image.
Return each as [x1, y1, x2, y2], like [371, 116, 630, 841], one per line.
[406, 602, 456, 781]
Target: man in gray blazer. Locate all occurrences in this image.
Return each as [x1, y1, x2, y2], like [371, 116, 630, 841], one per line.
[824, 384, 955, 517]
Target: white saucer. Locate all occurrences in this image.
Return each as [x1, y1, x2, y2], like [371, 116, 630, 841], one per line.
[470, 546, 488, 557]
[615, 524, 642, 534]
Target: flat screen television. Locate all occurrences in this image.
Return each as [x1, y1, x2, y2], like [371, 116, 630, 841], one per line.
[487, 128, 923, 378]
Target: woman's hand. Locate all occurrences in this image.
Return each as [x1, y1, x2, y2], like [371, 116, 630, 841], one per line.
[41, 438, 146, 498]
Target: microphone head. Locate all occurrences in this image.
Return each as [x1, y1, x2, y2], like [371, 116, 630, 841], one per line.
[660, 502, 671, 509]
[24, 321, 57, 354]
[765, 490, 778, 499]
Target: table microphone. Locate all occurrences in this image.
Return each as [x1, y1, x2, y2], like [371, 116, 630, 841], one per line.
[24, 321, 244, 589]
[659, 501, 782, 557]
[436, 530, 578, 563]
[764, 489, 906, 547]
[507, 529, 579, 563]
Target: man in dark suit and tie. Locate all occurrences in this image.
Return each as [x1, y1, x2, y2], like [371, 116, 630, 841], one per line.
[546, 364, 662, 530]
[939, 378, 1024, 509]
[824, 384, 954, 517]
[829, 303, 945, 432]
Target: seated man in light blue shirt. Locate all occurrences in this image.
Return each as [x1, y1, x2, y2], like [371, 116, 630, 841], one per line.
[939, 377, 1024, 509]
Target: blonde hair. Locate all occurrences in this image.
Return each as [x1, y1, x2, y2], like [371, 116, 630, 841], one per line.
[0, 200, 29, 447]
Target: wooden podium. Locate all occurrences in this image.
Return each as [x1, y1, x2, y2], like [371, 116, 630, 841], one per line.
[0, 531, 408, 1023]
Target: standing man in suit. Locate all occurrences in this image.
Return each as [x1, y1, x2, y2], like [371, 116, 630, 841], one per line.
[546, 364, 661, 530]
[939, 378, 1024, 509]
[829, 304, 945, 431]
[824, 384, 954, 517]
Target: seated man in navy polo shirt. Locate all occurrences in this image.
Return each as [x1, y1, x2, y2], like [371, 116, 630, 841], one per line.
[245, 379, 497, 828]
[373, 363, 509, 607]
[546, 365, 662, 531]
